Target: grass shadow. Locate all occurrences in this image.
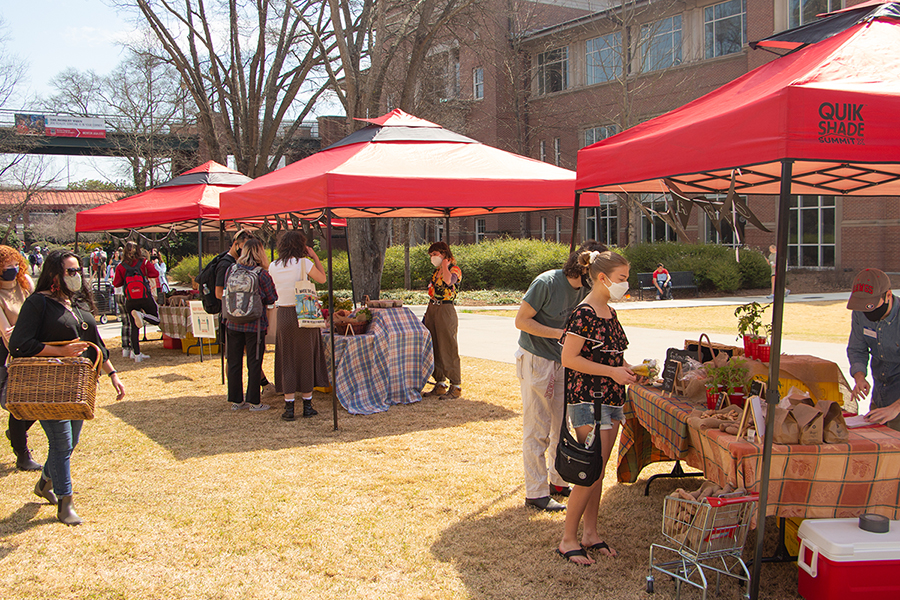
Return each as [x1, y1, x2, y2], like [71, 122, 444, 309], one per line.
[104, 393, 517, 461]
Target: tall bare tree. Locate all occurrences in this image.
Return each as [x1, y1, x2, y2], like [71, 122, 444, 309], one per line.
[131, 0, 333, 177]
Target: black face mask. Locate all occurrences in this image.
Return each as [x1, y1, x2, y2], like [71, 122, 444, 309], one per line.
[581, 272, 592, 289]
[1, 267, 18, 281]
[864, 296, 891, 322]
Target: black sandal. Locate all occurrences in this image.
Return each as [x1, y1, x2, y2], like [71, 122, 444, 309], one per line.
[584, 541, 617, 557]
[556, 547, 591, 566]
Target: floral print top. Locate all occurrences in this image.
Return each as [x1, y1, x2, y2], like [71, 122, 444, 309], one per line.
[564, 303, 629, 407]
[428, 261, 462, 302]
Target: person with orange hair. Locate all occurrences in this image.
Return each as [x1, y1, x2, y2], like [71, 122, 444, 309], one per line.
[0, 245, 42, 471]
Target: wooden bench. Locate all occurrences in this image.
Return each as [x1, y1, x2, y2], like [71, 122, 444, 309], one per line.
[635, 271, 698, 300]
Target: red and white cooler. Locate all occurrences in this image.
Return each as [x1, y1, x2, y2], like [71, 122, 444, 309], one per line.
[797, 518, 900, 600]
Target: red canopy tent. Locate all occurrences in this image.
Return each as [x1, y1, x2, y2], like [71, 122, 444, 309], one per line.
[219, 109, 584, 220]
[76, 161, 251, 234]
[576, 10, 900, 599]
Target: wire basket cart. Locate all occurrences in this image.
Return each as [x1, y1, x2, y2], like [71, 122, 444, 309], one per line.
[647, 493, 758, 599]
[91, 279, 116, 324]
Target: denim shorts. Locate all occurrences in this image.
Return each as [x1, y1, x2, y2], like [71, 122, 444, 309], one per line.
[598, 404, 626, 431]
[567, 402, 594, 428]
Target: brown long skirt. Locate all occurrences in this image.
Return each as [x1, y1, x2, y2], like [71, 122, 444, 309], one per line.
[273, 306, 330, 395]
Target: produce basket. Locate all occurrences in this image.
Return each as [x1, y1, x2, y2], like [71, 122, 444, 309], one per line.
[6, 341, 102, 421]
[685, 333, 743, 364]
[333, 320, 369, 335]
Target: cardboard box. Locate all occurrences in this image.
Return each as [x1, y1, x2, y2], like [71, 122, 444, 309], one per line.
[798, 518, 900, 600]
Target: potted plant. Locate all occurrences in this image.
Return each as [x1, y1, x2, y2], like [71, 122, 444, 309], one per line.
[706, 357, 750, 407]
[734, 302, 771, 359]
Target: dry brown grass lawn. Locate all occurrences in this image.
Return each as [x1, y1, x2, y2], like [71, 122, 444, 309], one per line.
[0, 337, 802, 599]
[476, 301, 851, 344]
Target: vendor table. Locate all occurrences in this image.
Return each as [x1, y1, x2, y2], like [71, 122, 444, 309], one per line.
[324, 307, 434, 415]
[622, 384, 900, 520]
[159, 305, 194, 339]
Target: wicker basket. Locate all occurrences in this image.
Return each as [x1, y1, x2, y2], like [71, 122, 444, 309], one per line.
[6, 341, 102, 421]
[333, 320, 369, 335]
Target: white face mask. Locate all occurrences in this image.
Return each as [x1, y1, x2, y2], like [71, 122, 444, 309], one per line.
[430, 255, 443, 268]
[603, 279, 629, 302]
[64, 273, 82, 293]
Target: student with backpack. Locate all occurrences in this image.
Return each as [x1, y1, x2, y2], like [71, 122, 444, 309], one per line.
[112, 242, 160, 362]
[223, 237, 277, 411]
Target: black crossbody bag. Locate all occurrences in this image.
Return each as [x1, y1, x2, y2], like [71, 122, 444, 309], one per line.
[555, 402, 603, 487]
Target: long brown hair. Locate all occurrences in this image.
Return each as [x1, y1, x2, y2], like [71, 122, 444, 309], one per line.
[238, 238, 269, 269]
[275, 230, 309, 265]
[123, 241, 142, 264]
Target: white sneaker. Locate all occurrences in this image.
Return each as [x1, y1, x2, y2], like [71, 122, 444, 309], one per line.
[131, 310, 144, 329]
[122, 348, 132, 358]
[132, 352, 150, 363]
[249, 403, 271, 412]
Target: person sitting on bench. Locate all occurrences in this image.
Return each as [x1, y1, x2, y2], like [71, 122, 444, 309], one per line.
[652, 263, 673, 300]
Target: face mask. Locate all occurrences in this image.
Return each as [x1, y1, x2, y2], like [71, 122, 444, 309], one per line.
[1, 267, 18, 281]
[580, 272, 592, 289]
[864, 296, 891, 322]
[63, 274, 82, 293]
[430, 255, 443, 268]
[603, 279, 629, 302]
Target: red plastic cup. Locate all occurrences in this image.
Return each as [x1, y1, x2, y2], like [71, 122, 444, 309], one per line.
[729, 393, 746, 408]
[706, 388, 718, 410]
[758, 344, 771, 362]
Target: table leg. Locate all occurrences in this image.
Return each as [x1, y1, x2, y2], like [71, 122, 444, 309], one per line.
[758, 518, 796, 564]
[643, 460, 704, 496]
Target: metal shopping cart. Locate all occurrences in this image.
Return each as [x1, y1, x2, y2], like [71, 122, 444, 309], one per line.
[91, 279, 116, 324]
[647, 493, 758, 599]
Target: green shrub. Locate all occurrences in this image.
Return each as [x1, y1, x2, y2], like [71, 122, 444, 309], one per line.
[168, 254, 220, 284]
[622, 243, 771, 291]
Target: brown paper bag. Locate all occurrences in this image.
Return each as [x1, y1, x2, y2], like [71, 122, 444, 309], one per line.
[818, 400, 849, 444]
[792, 403, 824, 445]
[773, 407, 800, 444]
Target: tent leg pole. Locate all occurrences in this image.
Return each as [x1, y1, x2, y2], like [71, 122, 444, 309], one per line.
[570, 192, 582, 252]
[219, 221, 225, 253]
[327, 210, 338, 431]
[750, 159, 793, 600]
[74, 232, 79, 256]
[444, 208, 450, 244]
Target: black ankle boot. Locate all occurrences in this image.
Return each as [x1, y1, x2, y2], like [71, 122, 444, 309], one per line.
[281, 402, 296, 421]
[6, 427, 42, 471]
[302, 399, 317, 417]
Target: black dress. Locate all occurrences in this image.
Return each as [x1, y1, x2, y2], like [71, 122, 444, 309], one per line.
[10, 293, 109, 363]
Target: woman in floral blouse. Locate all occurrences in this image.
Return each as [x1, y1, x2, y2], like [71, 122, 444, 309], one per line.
[556, 249, 638, 565]
[422, 242, 463, 400]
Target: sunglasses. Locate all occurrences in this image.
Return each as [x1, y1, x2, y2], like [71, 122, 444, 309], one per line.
[66, 268, 83, 276]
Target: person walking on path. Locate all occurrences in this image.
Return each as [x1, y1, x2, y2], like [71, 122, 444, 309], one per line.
[767, 245, 790, 299]
[556, 249, 637, 565]
[10, 250, 125, 525]
[223, 238, 277, 411]
[846, 268, 900, 431]
[422, 242, 463, 400]
[514, 240, 607, 512]
[268, 230, 329, 421]
[0, 245, 42, 471]
[112, 242, 160, 362]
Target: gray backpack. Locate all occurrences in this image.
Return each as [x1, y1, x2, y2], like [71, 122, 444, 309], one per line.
[223, 264, 264, 323]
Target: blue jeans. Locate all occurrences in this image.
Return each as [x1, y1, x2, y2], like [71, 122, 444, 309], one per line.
[39, 419, 83, 497]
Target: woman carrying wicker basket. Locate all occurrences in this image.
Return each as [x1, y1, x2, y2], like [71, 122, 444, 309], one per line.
[0, 245, 42, 471]
[9, 250, 125, 525]
[267, 231, 329, 421]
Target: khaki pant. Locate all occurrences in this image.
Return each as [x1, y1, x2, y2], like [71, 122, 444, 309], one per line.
[423, 302, 460, 385]
[516, 348, 567, 498]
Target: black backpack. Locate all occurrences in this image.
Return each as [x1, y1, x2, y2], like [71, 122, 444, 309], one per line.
[197, 252, 230, 314]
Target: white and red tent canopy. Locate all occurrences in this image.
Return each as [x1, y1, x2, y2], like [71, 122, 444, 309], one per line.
[576, 12, 900, 197]
[220, 109, 588, 221]
[76, 161, 252, 233]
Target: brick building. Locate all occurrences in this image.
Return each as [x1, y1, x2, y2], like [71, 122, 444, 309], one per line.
[391, 0, 896, 272]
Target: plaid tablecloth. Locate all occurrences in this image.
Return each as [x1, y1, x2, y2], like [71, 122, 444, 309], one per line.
[324, 307, 434, 415]
[158, 305, 219, 339]
[691, 424, 900, 520]
[617, 385, 703, 483]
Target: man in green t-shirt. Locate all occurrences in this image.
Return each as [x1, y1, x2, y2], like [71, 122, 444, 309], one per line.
[514, 240, 606, 511]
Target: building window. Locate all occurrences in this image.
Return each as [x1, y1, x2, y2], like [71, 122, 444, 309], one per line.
[553, 138, 561, 166]
[539, 140, 546, 162]
[789, 0, 840, 28]
[555, 216, 562, 243]
[585, 196, 618, 247]
[537, 47, 568, 95]
[586, 32, 622, 85]
[705, 0, 747, 59]
[641, 15, 682, 72]
[541, 217, 548, 240]
[640, 195, 676, 242]
[788, 195, 835, 267]
[704, 197, 745, 247]
[584, 125, 618, 147]
[423, 47, 460, 101]
[435, 218, 444, 242]
[475, 218, 486, 242]
[473, 67, 484, 100]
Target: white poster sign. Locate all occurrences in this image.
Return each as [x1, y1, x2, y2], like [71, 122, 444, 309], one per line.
[189, 301, 217, 338]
